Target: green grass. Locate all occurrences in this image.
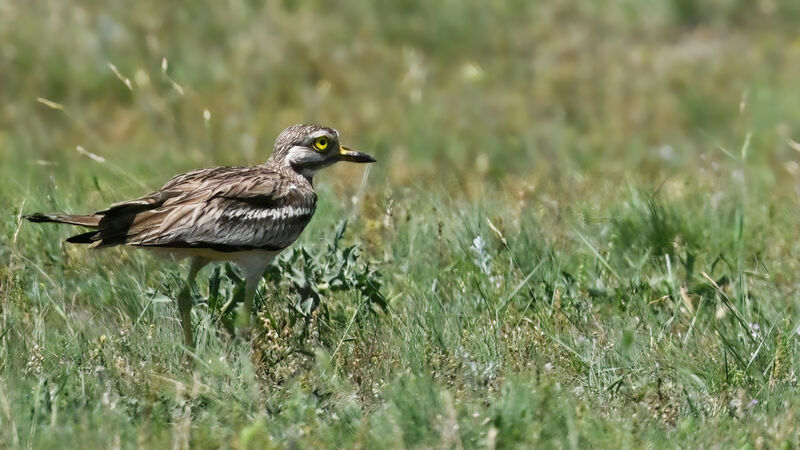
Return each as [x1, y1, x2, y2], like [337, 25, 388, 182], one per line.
[3, 0, 800, 447]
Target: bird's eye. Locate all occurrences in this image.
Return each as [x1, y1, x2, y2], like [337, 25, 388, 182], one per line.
[313, 137, 329, 151]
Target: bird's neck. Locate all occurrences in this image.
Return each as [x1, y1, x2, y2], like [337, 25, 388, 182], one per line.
[292, 165, 316, 184]
[263, 157, 315, 185]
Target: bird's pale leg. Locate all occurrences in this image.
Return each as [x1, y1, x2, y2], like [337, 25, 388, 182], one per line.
[177, 256, 209, 347]
[236, 274, 261, 335]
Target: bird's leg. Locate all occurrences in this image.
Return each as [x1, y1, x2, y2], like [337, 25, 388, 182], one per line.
[236, 273, 261, 336]
[177, 257, 209, 347]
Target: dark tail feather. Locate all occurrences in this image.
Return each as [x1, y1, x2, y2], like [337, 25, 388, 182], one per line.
[66, 230, 100, 244]
[25, 212, 101, 228]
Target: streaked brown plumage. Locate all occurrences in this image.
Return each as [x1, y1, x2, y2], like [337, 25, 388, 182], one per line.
[26, 124, 375, 346]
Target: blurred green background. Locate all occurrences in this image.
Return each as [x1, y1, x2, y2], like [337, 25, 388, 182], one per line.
[5, 0, 800, 189]
[3, 0, 800, 447]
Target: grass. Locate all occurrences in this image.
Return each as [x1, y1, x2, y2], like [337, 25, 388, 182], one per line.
[3, 0, 800, 447]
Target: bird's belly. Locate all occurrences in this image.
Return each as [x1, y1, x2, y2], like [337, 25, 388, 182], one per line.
[150, 247, 280, 265]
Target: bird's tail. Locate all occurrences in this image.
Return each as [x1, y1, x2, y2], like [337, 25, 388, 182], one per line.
[25, 212, 101, 228]
[25, 212, 103, 245]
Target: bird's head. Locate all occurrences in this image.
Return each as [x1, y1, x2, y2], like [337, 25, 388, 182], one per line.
[269, 124, 375, 178]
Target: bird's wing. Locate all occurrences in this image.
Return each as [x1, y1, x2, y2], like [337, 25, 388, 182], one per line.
[96, 167, 233, 216]
[89, 167, 316, 251]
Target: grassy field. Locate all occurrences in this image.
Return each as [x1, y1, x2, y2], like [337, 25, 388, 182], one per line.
[3, 0, 800, 447]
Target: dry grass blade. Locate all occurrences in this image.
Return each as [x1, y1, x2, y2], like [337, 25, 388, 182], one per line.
[36, 97, 64, 110]
[107, 63, 133, 90]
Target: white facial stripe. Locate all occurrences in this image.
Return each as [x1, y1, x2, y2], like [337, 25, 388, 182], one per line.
[287, 146, 327, 159]
[286, 145, 334, 178]
[310, 129, 335, 140]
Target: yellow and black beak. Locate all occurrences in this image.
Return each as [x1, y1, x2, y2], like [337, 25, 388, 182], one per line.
[338, 145, 376, 163]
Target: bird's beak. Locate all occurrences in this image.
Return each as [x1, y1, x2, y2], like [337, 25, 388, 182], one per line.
[338, 145, 376, 163]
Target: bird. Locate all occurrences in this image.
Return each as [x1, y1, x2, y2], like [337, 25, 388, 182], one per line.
[25, 124, 376, 347]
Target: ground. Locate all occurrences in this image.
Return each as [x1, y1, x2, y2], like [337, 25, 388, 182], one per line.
[2, 1, 800, 448]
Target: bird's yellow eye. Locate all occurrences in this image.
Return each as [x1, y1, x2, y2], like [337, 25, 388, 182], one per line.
[313, 137, 329, 151]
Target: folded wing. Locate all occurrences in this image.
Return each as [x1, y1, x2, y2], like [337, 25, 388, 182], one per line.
[81, 166, 316, 252]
